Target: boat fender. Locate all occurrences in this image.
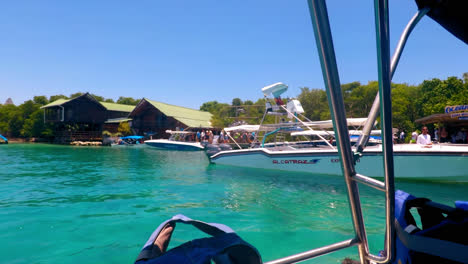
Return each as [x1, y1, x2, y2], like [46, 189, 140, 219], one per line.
[135, 214, 262, 264]
[391, 190, 468, 264]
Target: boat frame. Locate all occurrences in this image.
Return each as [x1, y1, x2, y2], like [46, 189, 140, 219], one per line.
[264, 0, 441, 263]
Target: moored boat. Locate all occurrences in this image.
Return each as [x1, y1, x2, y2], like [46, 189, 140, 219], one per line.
[210, 143, 468, 180]
[145, 130, 204, 151]
[111, 135, 145, 147]
[0, 134, 7, 144]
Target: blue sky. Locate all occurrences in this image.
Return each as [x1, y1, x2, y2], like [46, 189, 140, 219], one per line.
[1, 0, 466, 109]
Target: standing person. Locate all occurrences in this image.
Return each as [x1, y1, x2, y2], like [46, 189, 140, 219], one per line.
[440, 127, 449, 143]
[201, 130, 205, 142]
[417, 126, 432, 147]
[455, 130, 465, 143]
[399, 130, 405, 143]
[411, 130, 418, 143]
[208, 130, 213, 144]
[434, 127, 439, 142]
[219, 130, 224, 143]
[196, 131, 201, 142]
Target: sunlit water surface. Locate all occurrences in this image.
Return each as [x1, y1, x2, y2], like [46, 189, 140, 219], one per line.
[0, 144, 466, 263]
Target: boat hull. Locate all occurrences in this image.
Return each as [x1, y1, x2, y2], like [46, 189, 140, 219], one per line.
[145, 139, 204, 151]
[210, 144, 468, 180]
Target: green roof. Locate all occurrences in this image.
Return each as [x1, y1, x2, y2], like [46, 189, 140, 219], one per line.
[100, 102, 135, 112]
[40, 99, 71, 108]
[105, 117, 133, 124]
[145, 99, 213, 128]
[41, 98, 134, 113]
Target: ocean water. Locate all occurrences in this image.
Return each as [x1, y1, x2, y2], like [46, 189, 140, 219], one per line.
[0, 144, 466, 263]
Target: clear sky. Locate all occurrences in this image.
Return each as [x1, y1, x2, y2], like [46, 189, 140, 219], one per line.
[1, 0, 466, 109]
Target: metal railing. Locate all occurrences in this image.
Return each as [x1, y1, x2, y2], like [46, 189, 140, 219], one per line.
[265, 0, 429, 263]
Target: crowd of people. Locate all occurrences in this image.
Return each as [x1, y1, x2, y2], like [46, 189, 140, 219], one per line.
[398, 126, 468, 146]
[191, 130, 256, 144]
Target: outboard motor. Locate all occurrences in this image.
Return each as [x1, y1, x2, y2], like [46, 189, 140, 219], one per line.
[205, 144, 221, 157]
[218, 143, 233, 151]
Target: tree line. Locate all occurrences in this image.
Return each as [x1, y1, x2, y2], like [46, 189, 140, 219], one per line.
[0, 93, 141, 139]
[202, 74, 468, 134]
[0, 74, 466, 140]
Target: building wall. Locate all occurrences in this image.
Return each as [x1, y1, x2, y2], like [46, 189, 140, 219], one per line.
[63, 98, 106, 123]
[132, 107, 186, 138]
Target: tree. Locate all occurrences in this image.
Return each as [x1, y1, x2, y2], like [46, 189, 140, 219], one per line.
[391, 83, 420, 133]
[231, 98, 242, 106]
[118, 122, 132, 136]
[33, 96, 48, 105]
[417, 77, 466, 117]
[200, 101, 226, 113]
[91, 94, 105, 102]
[297, 87, 330, 120]
[70, 92, 84, 98]
[116, 96, 140, 105]
[341, 81, 361, 114]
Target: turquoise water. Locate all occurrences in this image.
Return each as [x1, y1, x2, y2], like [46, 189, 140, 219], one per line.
[1, 144, 466, 263]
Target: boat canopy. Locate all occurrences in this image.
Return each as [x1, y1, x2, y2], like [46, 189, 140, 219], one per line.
[165, 130, 196, 134]
[416, 0, 468, 45]
[223, 125, 260, 133]
[261, 82, 288, 98]
[120, 135, 144, 139]
[301, 118, 372, 129]
[291, 129, 381, 137]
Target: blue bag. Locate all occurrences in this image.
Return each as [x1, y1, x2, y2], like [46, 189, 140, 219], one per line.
[392, 190, 468, 264]
[135, 214, 262, 264]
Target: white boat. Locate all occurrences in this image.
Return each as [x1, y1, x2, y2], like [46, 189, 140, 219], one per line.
[210, 143, 468, 180]
[208, 84, 468, 181]
[145, 130, 205, 151]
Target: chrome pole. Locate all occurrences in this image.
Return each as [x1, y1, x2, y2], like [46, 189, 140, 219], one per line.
[355, 8, 429, 153]
[307, 0, 369, 263]
[265, 239, 358, 264]
[367, 0, 395, 263]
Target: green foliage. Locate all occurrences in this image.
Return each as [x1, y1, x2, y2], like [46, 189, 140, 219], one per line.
[199, 101, 226, 113]
[116, 96, 140, 105]
[0, 75, 466, 141]
[33, 96, 49, 105]
[297, 87, 330, 120]
[418, 77, 467, 117]
[70, 92, 84, 98]
[102, 130, 122, 137]
[391, 83, 420, 133]
[49, 95, 68, 102]
[231, 98, 242, 106]
[117, 122, 132, 136]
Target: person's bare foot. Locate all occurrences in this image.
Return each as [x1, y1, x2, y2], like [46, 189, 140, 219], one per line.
[154, 222, 175, 253]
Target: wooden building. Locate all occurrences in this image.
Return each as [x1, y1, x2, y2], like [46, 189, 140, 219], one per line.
[128, 98, 213, 138]
[41, 93, 135, 143]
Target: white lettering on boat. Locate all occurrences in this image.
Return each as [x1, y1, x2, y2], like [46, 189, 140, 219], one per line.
[272, 159, 320, 164]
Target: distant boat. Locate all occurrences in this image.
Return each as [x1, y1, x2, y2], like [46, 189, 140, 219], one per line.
[145, 130, 204, 151]
[111, 135, 145, 147]
[0, 134, 8, 144]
